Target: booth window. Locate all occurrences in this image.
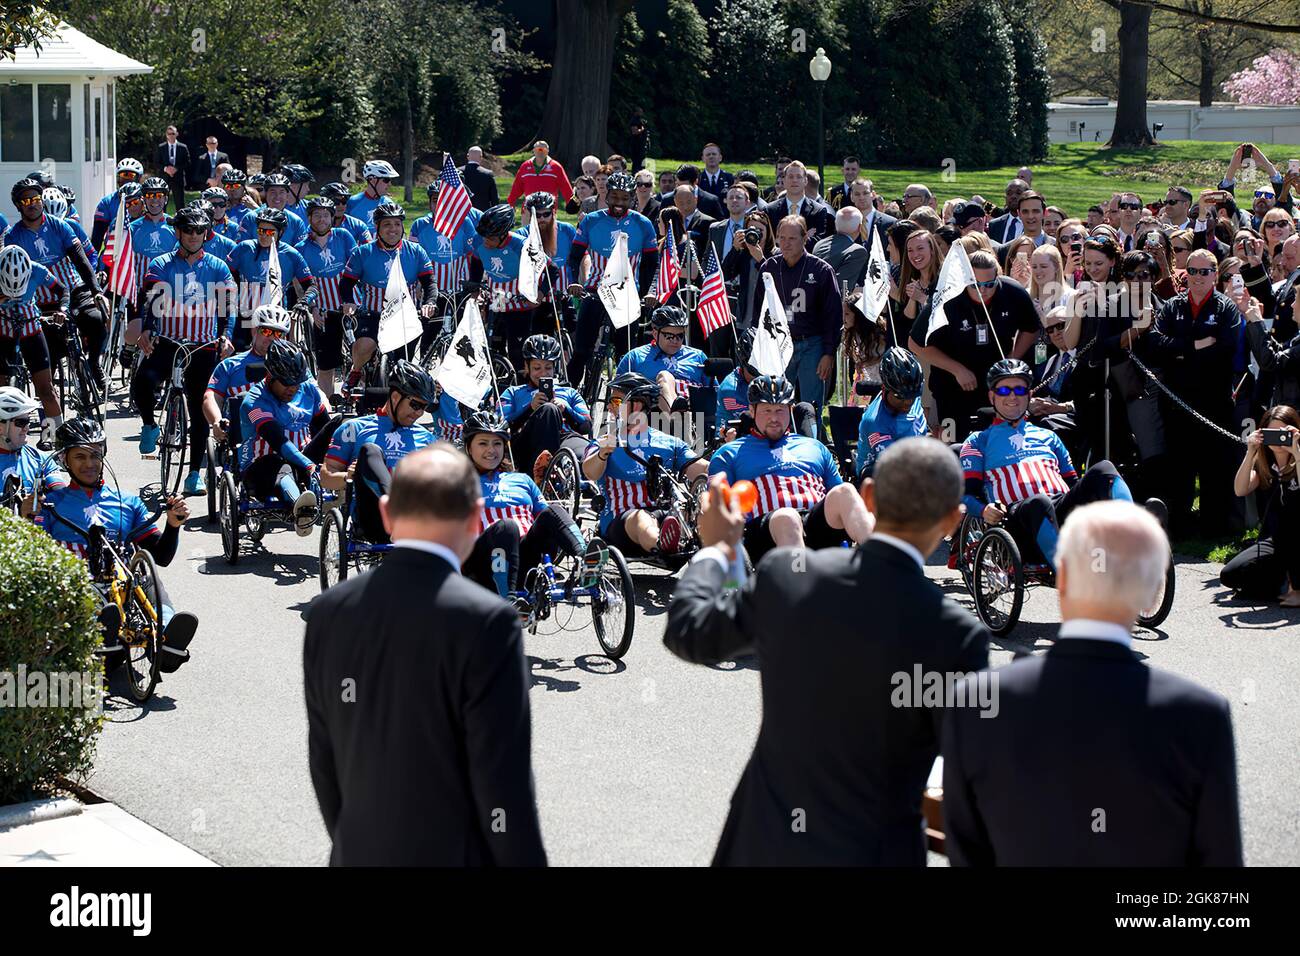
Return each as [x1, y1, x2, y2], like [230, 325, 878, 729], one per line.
[1, 83, 35, 163]
[39, 84, 72, 164]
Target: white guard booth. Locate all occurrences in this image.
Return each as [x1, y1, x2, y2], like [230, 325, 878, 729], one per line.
[0, 20, 152, 223]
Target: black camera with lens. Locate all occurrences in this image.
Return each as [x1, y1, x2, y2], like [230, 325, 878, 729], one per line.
[743, 227, 761, 245]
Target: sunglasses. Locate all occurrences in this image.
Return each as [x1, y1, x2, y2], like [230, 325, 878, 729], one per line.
[1186, 266, 1216, 276]
[118, 172, 139, 180]
[1171, 244, 1191, 253]
[658, 330, 685, 341]
[1084, 238, 1116, 250]
[608, 396, 623, 408]
[405, 398, 428, 413]
[1255, 190, 1275, 199]
[144, 191, 168, 200]
[993, 385, 1029, 396]
[974, 278, 998, 289]
[222, 183, 242, 190]
[15, 195, 42, 207]
[1043, 324, 1066, 334]
[1264, 220, 1291, 229]
[256, 328, 285, 338]
[178, 225, 207, 235]
[1124, 270, 1154, 280]
[535, 210, 554, 219]
[636, 182, 653, 188]
[1118, 202, 1142, 210]
[257, 227, 279, 236]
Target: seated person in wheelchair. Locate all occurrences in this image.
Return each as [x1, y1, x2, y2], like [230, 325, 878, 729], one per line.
[321, 359, 439, 542]
[959, 358, 1160, 566]
[855, 346, 928, 481]
[0, 386, 66, 509]
[238, 340, 340, 536]
[616, 305, 707, 415]
[461, 411, 588, 612]
[203, 303, 291, 450]
[499, 333, 592, 482]
[39, 418, 198, 672]
[715, 327, 817, 442]
[708, 374, 874, 563]
[582, 372, 709, 556]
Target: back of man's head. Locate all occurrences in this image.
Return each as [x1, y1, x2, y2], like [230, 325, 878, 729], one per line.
[873, 438, 962, 532]
[836, 205, 863, 236]
[387, 445, 479, 523]
[1057, 501, 1168, 621]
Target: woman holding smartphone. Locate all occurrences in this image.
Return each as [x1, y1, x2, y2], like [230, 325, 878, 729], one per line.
[1221, 404, 1300, 606]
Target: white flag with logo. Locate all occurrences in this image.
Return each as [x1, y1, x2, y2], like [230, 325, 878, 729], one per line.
[265, 237, 283, 308]
[377, 252, 422, 353]
[437, 298, 494, 408]
[750, 272, 793, 376]
[597, 232, 640, 329]
[924, 241, 977, 344]
[857, 228, 891, 325]
[518, 214, 549, 305]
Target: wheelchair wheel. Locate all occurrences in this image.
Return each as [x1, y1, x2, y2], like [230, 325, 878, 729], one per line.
[591, 542, 635, 659]
[123, 550, 162, 703]
[205, 437, 220, 524]
[159, 389, 188, 495]
[219, 471, 240, 565]
[319, 508, 348, 592]
[954, 513, 984, 593]
[972, 527, 1024, 635]
[540, 447, 581, 517]
[1137, 557, 1176, 630]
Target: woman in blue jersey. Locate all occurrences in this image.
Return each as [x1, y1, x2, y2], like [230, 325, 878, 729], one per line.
[461, 410, 586, 607]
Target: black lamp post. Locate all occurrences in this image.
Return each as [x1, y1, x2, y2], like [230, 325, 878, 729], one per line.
[810, 47, 832, 191]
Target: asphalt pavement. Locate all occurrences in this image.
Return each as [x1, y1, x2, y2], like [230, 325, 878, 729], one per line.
[82, 396, 1300, 866]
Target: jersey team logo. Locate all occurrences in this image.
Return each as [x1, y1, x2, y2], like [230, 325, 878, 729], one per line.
[33, 237, 51, 258]
[489, 256, 505, 275]
[383, 431, 406, 454]
[1008, 431, 1027, 451]
[434, 234, 451, 256]
[319, 246, 335, 268]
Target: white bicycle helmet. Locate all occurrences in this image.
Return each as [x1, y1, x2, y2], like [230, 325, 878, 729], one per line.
[117, 157, 145, 176]
[0, 386, 41, 422]
[362, 159, 399, 180]
[251, 303, 292, 334]
[0, 246, 33, 299]
[41, 186, 68, 219]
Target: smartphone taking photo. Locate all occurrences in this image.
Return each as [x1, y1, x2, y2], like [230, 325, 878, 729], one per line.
[1261, 427, 1293, 447]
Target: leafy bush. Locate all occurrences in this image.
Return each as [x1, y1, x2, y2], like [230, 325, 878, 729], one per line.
[0, 511, 103, 805]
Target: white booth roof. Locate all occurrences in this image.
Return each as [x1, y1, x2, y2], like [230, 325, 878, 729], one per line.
[0, 21, 152, 77]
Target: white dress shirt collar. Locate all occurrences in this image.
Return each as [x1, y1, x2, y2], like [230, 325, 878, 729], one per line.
[393, 538, 462, 572]
[1058, 618, 1132, 648]
[871, 533, 925, 570]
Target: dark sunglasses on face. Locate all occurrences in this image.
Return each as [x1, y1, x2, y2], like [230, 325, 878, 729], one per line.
[144, 191, 168, 200]
[658, 330, 685, 341]
[1118, 202, 1142, 210]
[1124, 270, 1154, 280]
[994, 385, 1029, 396]
[1255, 190, 1274, 199]
[257, 328, 285, 338]
[257, 227, 278, 236]
[405, 398, 428, 413]
[1264, 220, 1291, 229]
[1171, 244, 1191, 253]
[118, 172, 138, 180]
[222, 183, 241, 190]
[1186, 266, 1216, 276]
[974, 278, 998, 289]
[535, 210, 554, 219]
[179, 225, 207, 235]
[1043, 324, 1066, 335]
[636, 182, 652, 188]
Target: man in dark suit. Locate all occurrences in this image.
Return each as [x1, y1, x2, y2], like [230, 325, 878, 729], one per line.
[459, 146, 500, 211]
[665, 438, 990, 865]
[699, 143, 733, 200]
[849, 179, 897, 257]
[762, 160, 834, 249]
[825, 155, 861, 211]
[943, 500, 1242, 866]
[708, 182, 753, 269]
[661, 163, 723, 220]
[192, 134, 230, 189]
[155, 125, 191, 212]
[986, 178, 1028, 243]
[672, 185, 714, 268]
[304, 446, 547, 866]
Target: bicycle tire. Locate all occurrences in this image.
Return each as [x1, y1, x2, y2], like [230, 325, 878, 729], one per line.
[159, 389, 188, 496]
[124, 549, 162, 703]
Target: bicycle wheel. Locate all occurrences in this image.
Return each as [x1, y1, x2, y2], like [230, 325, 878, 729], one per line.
[75, 355, 104, 424]
[540, 447, 582, 517]
[1137, 558, 1176, 630]
[972, 527, 1024, 636]
[219, 471, 240, 564]
[123, 550, 162, 703]
[103, 308, 123, 390]
[159, 389, 188, 495]
[205, 436, 220, 523]
[591, 542, 635, 659]
[319, 508, 348, 592]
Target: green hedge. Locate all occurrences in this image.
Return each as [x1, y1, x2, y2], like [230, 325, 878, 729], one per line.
[0, 511, 103, 805]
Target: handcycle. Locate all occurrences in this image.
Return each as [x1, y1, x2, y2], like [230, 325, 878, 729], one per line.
[38, 499, 168, 702]
[217, 453, 334, 565]
[318, 479, 394, 591]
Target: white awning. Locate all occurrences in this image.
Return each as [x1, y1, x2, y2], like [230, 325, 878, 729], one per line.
[0, 20, 152, 77]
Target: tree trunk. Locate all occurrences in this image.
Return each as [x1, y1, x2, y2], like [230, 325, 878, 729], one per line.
[402, 92, 415, 204]
[537, 0, 633, 165]
[1109, 2, 1155, 147]
[1197, 24, 1215, 108]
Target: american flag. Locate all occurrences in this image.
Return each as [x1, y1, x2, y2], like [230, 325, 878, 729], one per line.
[431, 154, 473, 239]
[656, 223, 680, 303]
[696, 247, 732, 336]
[108, 198, 136, 301]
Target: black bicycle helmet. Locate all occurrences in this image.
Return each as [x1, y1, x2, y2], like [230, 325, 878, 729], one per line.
[606, 171, 635, 194]
[305, 195, 336, 216]
[747, 374, 796, 407]
[255, 206, 289, 236]
[986, 357, 1033, 391]
[425, 179, 442, 198]
[319, 181, 349, 201]
[55, 416, 107, 455]
[623, 380, 661, 410]
[372, 200, 405, 224]
[172, 206, 212, 233]
[10, 177, 42, 205]
[735, 327, 757, 371]
[264, 339, 310, 386]
[263, 172, 291, 191]
[608, 371, 653, 396]
[879, 346, 924, 400]
[522, 334, 563, 363]
[119, 181, 144, 202]
[651, 305, 688, 331]
[525, 191, 556, 214]
[26, 169, 56, 189]
[57, 183, 76, 203]
[201, 186, 228, 206]
[475, 203, 515, 239]
[462, 410, 510, 442]
[221, 168, 247, 185]
[281, 163, 315, 184]
[248, 173, 269, 190]
[387, 359, 437, 405]
[141, 176, 169, 194]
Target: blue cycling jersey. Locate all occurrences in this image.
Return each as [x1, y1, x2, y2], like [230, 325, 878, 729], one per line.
[326, 411, 437, 472]
[212, 218, 242, 242]
[226, 240, 313, 313]
[708, 432, 841, 519]
[295, 228, 357, 311]
[239, 380, 329, 471]
[498, 382, 591, 431]
[479, 469, 547, 535]
[4, 215, 86, 296]
[206, 348, 267, 406]
[129, 215, 178, 263]
[0, 444, 66, 496]
[204, 230, 237, 262]
[616, 343, 707, 399]
[40, 481, 159, 560]
[431, 390, 464, 444]
[585, 427, 694, 534]
[141, 251, 237, 342]
[338, 214, 374, 246]
[341, 240, 432, 312]
[237, 206, 308, 246]
[63, 217, 97, 272]
[854, 394, 928, 478]
[0, 261, 59, 331]
[93, 191, 119, 228]
[959, 417, 1078, 516]
[571, 209, 657, 287]
[511, 219, 577, 290]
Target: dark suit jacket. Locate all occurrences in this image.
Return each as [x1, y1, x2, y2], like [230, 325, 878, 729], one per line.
[155, 140, 191, 188]
[681, 212, 714, 267]
[660, 187, 723, 221]
[699, 168, 734, 200]
[192, 149, 230, 185]
[861, 209, 898, 255]
[762, 195, 835, 248]
[987, 213, 1021, 244]
[303, 547, 547, 866]
[708, 218, 745, 272]
[665, 541, 990, 865]
[943, 637, 1242, 866]
[460, 162, 499, 211]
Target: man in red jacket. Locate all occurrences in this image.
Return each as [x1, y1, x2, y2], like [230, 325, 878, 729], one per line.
[506, 141, 574, 208]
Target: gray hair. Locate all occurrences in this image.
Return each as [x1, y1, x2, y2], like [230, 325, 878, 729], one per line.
[836, 205, 863, 235]
[1056, 501, 1169, 616]
[873, 438, 963, 530]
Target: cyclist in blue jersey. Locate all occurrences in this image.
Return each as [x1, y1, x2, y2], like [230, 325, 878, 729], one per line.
[712, 328, 818, 442]
[347, 160, 399, 225]
[411, 179, 479, 300]
[337, 201, 438, 394]
[279, 164, 315, 222]
[24, 170, 77, 221]
[90, 158, 144, 251]
[519, 191, 578, 310]
[238, 340, 340, 535]
[39, 189, 96, 271]
[617, 304, 707, 414]
[202, 304, 291, 453]
[221, 168, 257, 230]
[201, 186, 241, 242]
[466, 203, 549, 370]
[0, 387, 65, 512]
[959, 358, 1159, 566]
[0, 247, 67, 443]
[297, 196, 358, 398]
[237, 173, 308, 246]
[709, 374, 874, 562]
[40, 418, 198, 673]
[855, 346, 929, 480]
[499, 334, 592, 481]
[565, 171, 660, 385]
[226, 207, 316, 351]
[583, 372, 709, 556]
[322, 360, 439, 542]
[462, 410, 587, 611]
[319, 182, 374, 246]
[189, 200, 237, 261]
[5, 178, 108, 388]
[129, 177, 179, 300]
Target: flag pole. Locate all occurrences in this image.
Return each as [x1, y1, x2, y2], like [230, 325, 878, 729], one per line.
[542, 265, 569, 380]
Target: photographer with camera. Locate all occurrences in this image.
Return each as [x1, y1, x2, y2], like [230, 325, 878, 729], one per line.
[1221, 406, 1300, 607]
[722, 210, 774, 331]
